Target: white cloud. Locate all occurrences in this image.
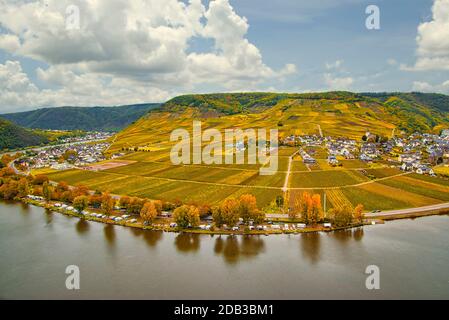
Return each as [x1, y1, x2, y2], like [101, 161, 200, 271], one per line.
[0, 60, 172, 112]
[0, 34, 20, 53]
[0, 0, 296, 109]
[406, 0, 449, 71]
[325, 60, 344, 70]
[412, 80, 449, 93]
[324, 73, 354, 90]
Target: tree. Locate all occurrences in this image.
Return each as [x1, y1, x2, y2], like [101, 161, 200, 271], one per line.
[88, 194, 103, 208]
[310, 194, 323, 225]
[299, 192, 313, 224]
[128, 197, 144, 215]
[17, 178, 30, 198]
[0, 167, 15, 177]
[140, 202, 158, 224]
[330, 205, 354, 227]
[198, 204, 212, 218]
[275, 195, 284, 208]
[0, 180, 19, 200]
[73, 185, 89, 198]
[32, 174, 49, 185]
[353, 204, 365, 223]
[73, 196, 89, 213]
[101, 192, 115, 215]
[212, 206, 225, 227]
[42, 181, 53, 202]
[173, 205, 200, 229]
[61, 190, 73, 203]
[153, 200, 163, 215]
[218, 198, 240, 227]
[55, 181, 69, 193]
[119, 196, 131, 209]
[239, 194, 264, 224]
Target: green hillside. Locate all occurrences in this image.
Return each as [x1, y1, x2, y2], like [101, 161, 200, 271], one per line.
[1, 103, 160, 132]
[0, 118, 49, 150]
[109, 91, 449, 153]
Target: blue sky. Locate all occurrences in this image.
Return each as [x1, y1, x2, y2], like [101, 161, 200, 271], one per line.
[0, 0, 447, 112]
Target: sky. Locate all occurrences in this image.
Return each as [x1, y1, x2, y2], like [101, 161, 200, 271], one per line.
[0, 0, 448, 112]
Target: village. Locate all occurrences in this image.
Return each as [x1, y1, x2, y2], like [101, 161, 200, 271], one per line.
[282, 129, 449, 176]
[16, 131, 114, 171]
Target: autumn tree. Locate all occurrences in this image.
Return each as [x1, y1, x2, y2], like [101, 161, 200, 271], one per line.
[212, 206, 226, 228]
[42, 181, 53, 202]
[32, 174, 49, 185]
[73, 185, 89, 198]
[55, 181, 69, 193]
[173, 205, 200, 229]
[119, 196, 131, 209]
[353, 204, 365, 223]
[330, 205, 354, 227]
[299, 192, 313, 224]
[73, 196, 89, 213]
[140, 202, 158, 225]
[310, 194, 323, 225]
[0, 167, 16, 177]
[17, 178, 30, 198]
[153, 200, 163, 215]
[88, 194, 103, 208]
[60, 190, 73, 203]
[217, 198, 240, 227]
[0, 180, 18, 200]
[127, 197, 145, 215]
[239, 194, 264, 224]
[101, 192, 115, 215]
[198, 204, 212, 219]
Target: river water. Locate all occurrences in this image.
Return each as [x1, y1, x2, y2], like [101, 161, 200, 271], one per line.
[0, 201, 448, 299]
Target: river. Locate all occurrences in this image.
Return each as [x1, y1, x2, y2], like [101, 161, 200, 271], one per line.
[0, 201, 448, 299]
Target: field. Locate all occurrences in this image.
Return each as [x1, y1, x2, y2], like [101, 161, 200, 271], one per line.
[44, 147, 449, 213]
[42, 92, 449, 212]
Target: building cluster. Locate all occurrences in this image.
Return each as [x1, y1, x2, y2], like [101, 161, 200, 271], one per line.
[284, 130, 449, 176]
[56, 131, 113, 144]
[20, 141, 110, 170]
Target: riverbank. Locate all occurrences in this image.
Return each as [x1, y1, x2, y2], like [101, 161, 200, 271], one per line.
[18, 196, 448, 236]
[21, 197, 369, 236]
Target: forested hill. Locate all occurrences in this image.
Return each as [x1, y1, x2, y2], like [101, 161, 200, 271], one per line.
[156, 92, 449, 133]
[0, 118, 48, 150]
[1, 103, 160, 132]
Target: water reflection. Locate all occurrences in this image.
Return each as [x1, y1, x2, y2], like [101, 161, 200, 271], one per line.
[175, 233, 200, 253]
[44, 210, 53, 226]
[104, 225, 116, 247]
[142, 230, 163, 247]
[19, 202, 30, 214]
[214, 235, 265, 265]
[76, 220, 90, 235]
[300, 233, 321, 265]
[328, 227, 365, 244]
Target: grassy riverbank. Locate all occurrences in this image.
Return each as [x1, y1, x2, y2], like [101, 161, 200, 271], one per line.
[22, 197, 369, 236]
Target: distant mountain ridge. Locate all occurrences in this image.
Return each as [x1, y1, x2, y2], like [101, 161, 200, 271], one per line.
[1, 103, 161, 132]
[0, 118, 48, 150]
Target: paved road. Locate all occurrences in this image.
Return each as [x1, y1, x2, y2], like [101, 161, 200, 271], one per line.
[317, 124, 323, 138]
[267, 202, 449, 220]
[283, 149, 300, 192]
[365, 202, 449, 218]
